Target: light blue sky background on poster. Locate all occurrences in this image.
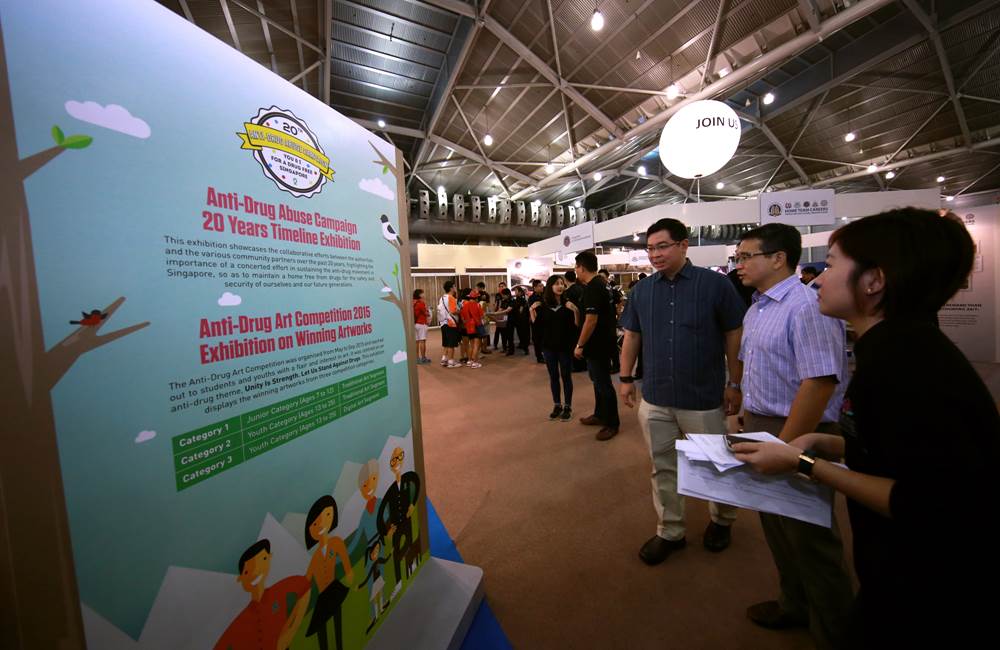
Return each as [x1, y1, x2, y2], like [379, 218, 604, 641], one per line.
[2, 0, 413, 639]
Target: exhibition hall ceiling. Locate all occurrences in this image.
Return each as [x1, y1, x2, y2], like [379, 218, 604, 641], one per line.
[161, 0, 1000, 239]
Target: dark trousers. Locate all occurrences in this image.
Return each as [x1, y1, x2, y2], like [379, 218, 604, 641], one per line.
[542, 349, 573, 406]
[531, 322, 543, 361]
[497, 325, 512, 352]
[745, 412, 854, 650]
[493, 324, 502, 348]
[389, 519, 414, 584]
[515, 320, 530, 352]
[586, 356, 619, 427]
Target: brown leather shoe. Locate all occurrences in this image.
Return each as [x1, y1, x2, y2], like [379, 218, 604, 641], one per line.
[702, 521, 732, 552]
[595, 426, 619, 441]
[579, 415, 603, 426]
[746, 600, 808, 629]
[638, 535, 686, 565]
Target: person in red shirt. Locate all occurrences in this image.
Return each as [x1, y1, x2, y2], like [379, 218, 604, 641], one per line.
[215, 539, 310, 650]
[459, 287, 483, 368]
[412, 289, 430, 364]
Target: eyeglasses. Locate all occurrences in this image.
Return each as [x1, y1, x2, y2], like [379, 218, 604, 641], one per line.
[390, 452, 405, 464]
[645, 241, 683, 254]
[731, 251, 775, 263]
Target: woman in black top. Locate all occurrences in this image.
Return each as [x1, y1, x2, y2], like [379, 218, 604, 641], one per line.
[734, 209, 1000, 647]
[509, 286, 530, 355]
[530, 274, 580, 421]
[494, 288, 514, 355]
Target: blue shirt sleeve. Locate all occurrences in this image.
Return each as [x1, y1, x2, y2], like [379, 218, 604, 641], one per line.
[790, 300, 845, 381]
[620, 286, 640, 332]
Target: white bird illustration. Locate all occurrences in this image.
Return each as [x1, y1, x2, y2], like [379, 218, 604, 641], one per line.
[380, 214, 402, 245]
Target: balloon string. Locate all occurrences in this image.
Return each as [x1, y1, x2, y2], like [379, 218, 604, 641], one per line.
[697, 178, 701, 203]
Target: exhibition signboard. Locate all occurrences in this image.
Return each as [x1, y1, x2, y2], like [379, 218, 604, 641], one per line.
[560, 221, 595, 254]
[759, 189, 836, 226]
[507, 257, 554, 288]
[939, 206, 998, 363]
[0, 1, 428, 648]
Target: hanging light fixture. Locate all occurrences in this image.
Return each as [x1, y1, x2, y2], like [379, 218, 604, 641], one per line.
[483, 133, 493, 146]
[545, 163, 555, 174]
[762, 92, 775, 105]
[716, 181, 725, 189]
[885, 171, 896, 180]
[590, 3, 605, 32]
[844, 131, 856, 143]
[637, 165, 646, 176]
[377, 119, 386, 128]
[593, 172, 603, 181]
[936, 175, 945, 183]
[866, 164, 877, 173]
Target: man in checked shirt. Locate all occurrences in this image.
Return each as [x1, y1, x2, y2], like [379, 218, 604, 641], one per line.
[734, 223, 853, 650]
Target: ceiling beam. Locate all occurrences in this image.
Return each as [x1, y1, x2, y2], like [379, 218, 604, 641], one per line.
[288, 59, 322, 84]
[900, 0, 972, 146]
[322, 0, 332, 105]
[339, 0, 455, 38]
[735, 110, 810, 185]
[289, 0, 307, 91]
[419, 0, 476, 19]
[227, 0, 324, 54]
[513, 0, 897, 199]
[218, 0, 242, 51]
[254, 1, 278, 73]
[481, 15, 624, 139]
[352, 119, 426, 139]
[884, 98, 950, 165]
[797, 0, 822, 32]
[699, 0, 730, 91]
[620, 169, 691, 200]
[957, 158, 1000, 196]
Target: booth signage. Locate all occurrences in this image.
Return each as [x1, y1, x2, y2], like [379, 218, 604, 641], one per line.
[759, 189, 836, 226]
[560, 221, 595, 255]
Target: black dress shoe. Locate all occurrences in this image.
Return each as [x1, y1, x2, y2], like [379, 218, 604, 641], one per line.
[595, 426, 619, 441]
[747, 600, 808, 629]
[638, 535, 686, 565]
[702, 521, 732, 552]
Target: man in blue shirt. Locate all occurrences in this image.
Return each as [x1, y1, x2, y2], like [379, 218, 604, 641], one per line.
[619, 218, 746, 565]
[734, 224, 853, 649]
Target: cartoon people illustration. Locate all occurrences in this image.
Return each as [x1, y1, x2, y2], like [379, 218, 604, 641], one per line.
[69, 309, 107, 326]
[214, 539, 310, 650]
[376, 447, 421, 595]
[351, 459, 381, 559]
[304, 496, 354, 650]
[356, 536, 389, 633]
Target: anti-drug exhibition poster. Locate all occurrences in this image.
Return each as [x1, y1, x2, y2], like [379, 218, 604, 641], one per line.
[0, 1, 427, 648]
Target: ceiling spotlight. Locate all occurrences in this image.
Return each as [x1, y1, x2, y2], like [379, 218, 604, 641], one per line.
[762, 92, 775, 105]
[945, 195, 954, 202]
[533, 199, 541, 206]
[885, 171, 895, 180]
[633, 232, 640, 241]
[716, 181, 725, 190]
[377, 119, 386, 128]
[844, 131, 856, 143]
[718, 67, 730, 78]
[635, 50, 641, 60]
[545, 163, 555, 174]
[590, 10, 604, 31]
[866, 164, 877, 173]
[574, 200, 582, 208]
[483, 133, 493, 146]
[666, 83, 681, 100]
[593, 172, 603, 181]
[936, 175, 945, 183]
[637, 165, 646, 176]
[437, 185, 445, 193]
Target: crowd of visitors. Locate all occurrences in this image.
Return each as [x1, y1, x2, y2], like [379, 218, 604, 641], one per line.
[412, 208, 999, 647]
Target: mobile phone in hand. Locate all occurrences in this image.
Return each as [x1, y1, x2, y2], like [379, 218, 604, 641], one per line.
[724, 434, 757, 451]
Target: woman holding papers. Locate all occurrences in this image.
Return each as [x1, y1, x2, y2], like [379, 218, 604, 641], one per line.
[732, 208, 1000, 648]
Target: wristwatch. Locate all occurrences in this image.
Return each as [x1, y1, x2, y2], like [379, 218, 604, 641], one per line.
[726, 381, 741, 390]
[796, 449, 818, 481]
[620, 375, 635, 383]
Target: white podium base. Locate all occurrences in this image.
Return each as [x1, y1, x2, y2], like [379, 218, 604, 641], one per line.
[367, 558, 485, 650]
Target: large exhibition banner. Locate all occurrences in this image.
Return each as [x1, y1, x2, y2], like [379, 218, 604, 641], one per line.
[0, 1, 428, 648]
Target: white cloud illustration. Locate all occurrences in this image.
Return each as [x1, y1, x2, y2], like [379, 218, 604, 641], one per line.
[380, 286, 392, 293]
[392, 350, 407, 364]
[135, 430, 156, 443]
[217, 292, 242, 306]
[65, 101, 151, 139]
[359, 177, 394, 201]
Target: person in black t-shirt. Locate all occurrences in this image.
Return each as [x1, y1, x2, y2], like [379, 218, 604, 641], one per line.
[563, 270, 587, 372]
[527, 279, 545, 362]
[509, 286, 530, 354]
[492, 280, 508, 349]
[530, 274, 580, 421]
[494, 288, 514, 354]
[733, 209, 1000, 647]
[573, 251, 620, 440]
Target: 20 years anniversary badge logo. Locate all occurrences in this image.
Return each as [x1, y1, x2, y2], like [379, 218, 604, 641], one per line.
[237, 106, 334, 198]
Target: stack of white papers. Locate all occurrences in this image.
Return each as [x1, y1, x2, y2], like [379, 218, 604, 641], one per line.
[677, 432, 834, 528]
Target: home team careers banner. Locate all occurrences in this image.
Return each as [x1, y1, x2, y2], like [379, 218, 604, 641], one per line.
[0, 1, 428, 648]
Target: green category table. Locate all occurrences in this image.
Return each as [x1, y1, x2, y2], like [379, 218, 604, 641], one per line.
[171, 367, 388, 491]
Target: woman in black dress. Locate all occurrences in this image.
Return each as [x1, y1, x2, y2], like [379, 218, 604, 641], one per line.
[734, 208, 1000, 647]
[530, 274, 580, 421]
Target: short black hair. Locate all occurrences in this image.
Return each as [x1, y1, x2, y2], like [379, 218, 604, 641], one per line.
[531, 279, 542, 287]
[238, 539, 270, 573]
[575, 251, 598, 272]
[598, 268, 610, 277]
[443, 280, 455, 292]
[564, 270, 577, 283]
[646, 218, 688, 242]
[305, 496, 338, 549]
[460, 287, 472, 299]
[638, 272, 648, 279]
[800, 266, 818, 276]
[501, 288, 512, 296]
[740, 223, 802, 269]
[412, 289, 424, 299]
[828, 208, 973, 320]
[476, 281, 486, 289]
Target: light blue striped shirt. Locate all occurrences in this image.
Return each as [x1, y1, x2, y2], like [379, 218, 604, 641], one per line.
[739, 274, 847, 422]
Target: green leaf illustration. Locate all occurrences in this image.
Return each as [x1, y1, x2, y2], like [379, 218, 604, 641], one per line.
[392, 263, 399, 277]
[382, 165, 388, 174]
[62, 135, 93, 150]
[51, 125, 65, 145]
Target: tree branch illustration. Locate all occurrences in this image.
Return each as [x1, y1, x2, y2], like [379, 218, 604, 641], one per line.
[20, 145, 65, 179]
[370, 141, 396, 178]
[379, 277, 403, 311]
[44, 296, 150, 389]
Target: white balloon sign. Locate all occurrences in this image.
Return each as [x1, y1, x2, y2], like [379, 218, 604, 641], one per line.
[658, 100, 742, 179]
